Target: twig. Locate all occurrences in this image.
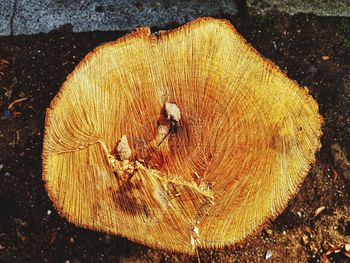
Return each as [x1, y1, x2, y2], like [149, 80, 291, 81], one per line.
[8, 97, 28, 110]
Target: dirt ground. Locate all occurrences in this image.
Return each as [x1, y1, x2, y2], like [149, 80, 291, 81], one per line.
[0, 13, 349, 263]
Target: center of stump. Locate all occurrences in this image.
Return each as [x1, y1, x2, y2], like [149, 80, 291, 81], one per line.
[97, 102, 215, 250]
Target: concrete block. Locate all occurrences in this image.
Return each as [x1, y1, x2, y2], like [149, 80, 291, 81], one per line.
[0, 0, 15, 36]
[247, 0, 350, 16]
[11, 0, 238, 35]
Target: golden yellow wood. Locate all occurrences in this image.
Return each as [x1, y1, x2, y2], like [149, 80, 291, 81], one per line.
[42, 17, 323, 253]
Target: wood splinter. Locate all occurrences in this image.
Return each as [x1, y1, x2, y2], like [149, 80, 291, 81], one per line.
[190, 223, 201, 248]
[157, 102, 181, 147]
[165, 102, 181, 122]
[116, 135, 132, 161]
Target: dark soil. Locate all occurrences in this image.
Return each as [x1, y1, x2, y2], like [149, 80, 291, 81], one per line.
[0, 13, 349, 263]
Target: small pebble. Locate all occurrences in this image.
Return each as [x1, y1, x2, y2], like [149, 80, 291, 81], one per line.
[266, 229, 273, 235]
[314, 206, 326, 217]
[345, 244, 350, 258]
[272, 41, 277, 50]
[345, 244, 350, 251]
[302, 234, 309, 245]
[4, 172, 10, 177]
[0, 164, 3, 171]
[265, 249, 273, 259]
[47, 210, 52, 215]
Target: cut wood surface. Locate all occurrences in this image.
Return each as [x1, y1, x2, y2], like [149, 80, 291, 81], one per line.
[42, 17, 323, 253]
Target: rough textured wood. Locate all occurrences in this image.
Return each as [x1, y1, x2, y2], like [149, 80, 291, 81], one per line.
[42, 17, 323, 254]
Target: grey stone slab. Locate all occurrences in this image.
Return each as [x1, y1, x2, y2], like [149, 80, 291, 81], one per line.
[11, 0, 237, 36]
[247, 0, 350, 16]
[0, 0, 15, 36]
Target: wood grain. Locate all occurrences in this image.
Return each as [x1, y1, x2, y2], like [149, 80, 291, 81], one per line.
[42, 17, 323, 253]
